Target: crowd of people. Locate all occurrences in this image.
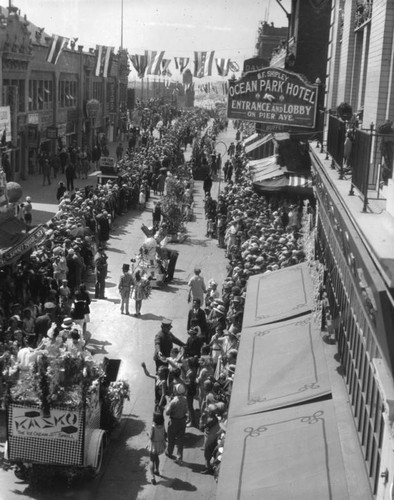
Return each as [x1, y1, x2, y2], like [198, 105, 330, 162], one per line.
[136, 118, 313, 484]
[0, 97, 314, 487]
[0, 103, 213, 400]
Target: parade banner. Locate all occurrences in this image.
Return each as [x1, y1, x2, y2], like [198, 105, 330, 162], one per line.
[11, 406, 81, 441]
[227, 68, 318, 129]
[0, 225, 46, 266]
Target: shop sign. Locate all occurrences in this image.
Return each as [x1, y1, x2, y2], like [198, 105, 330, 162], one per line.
[243, 57, 268, 73]
[227, 68, 318, 128]
[0, 225, 46, 266]
[86, 99, 100, 119]
[27, 124, 39, 147]
[11, 405, 80, 441]
[27, 113, 39, 125]
[46, 126, 58, 139]
[0, 106, 11, 141]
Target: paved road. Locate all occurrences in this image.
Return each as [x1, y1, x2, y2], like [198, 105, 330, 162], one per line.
[0, 123, 236, 499]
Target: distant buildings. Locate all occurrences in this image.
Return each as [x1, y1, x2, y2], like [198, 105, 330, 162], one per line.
[0, 5, 129, 182]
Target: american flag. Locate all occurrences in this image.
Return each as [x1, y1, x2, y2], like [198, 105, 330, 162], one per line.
[95, 45, 114, 78]
[216, 58, 230, 77]
[145, 50, 165, 76]
[194, 51, 215, 78]
[161, 59, 172, 77]
[46, 35, 69, 65]
[130, 54, 148, 79]
[174, 57, 190, 74]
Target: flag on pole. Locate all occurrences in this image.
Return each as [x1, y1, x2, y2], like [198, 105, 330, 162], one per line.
[95, 45, 114, 77]
[130, 54, 148, 79]
[46, 34, 69, 64]
[145, 50, 165, 75]
[216, 58, 230, 77]
[194, 51, 215, 78]
[161, 59, 172, 77]
[174, 57, 190, 74]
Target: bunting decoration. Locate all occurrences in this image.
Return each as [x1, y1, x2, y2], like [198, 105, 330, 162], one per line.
[130, 54, 148, 79]
[216, 58, 230, 77]
[95, 45, 114, 77]
[46, 34, 69, 65]
[145, 50, 165, 75]
[161, 59, 172, 77]
[194, 51, 215, 78]
[174, 57, 190, 74]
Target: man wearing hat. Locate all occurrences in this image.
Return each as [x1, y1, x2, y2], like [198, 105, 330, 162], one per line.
[34, 302, 56, 346]
[154, 319, 185, 370]
[165, 383, 188, 463]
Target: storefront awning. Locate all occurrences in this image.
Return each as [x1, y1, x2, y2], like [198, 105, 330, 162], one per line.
[242, 263, 314, 328]
[228, 314, 331, 418]
[0, 223, 46, 267]
[249, 155, 287, 182]
[216, 400, 350, 500]
[243, 133, 273, 154]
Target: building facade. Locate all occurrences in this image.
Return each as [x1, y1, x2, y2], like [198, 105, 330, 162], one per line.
[0, 5, 129, 181]
[311, 1, 394, 498]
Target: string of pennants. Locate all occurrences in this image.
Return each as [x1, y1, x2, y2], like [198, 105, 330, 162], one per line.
[130, 50, 239, 79]
[44, 34, 239, 81]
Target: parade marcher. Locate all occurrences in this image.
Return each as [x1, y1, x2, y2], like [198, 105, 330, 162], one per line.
[118, 264, 134, 315]
[132, 270, 150, 317]
[186, 298, 208, 339]
[154, 319, 185, 371]
[165, 383, 188, 464]
[147, 411, 167, 485]
[188, 267, 206, 305]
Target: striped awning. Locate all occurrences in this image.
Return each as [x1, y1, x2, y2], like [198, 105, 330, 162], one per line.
[243, 133, 273, 153]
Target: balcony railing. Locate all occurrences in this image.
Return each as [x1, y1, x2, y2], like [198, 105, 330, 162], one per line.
[325, 113, 393, 212]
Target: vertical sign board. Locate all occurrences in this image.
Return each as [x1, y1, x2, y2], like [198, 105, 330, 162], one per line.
[0, 106, 12, 141]
[227, 68, 318, 129]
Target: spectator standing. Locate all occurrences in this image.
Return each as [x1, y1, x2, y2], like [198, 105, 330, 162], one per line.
[21, 196, 33, 226]
[94, 248, 108, 300]
[56, 181, 67, 202]
[42, 158, 51, 186]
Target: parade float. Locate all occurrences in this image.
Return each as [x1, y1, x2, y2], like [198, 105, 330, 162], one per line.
[3, 349, 129, 488]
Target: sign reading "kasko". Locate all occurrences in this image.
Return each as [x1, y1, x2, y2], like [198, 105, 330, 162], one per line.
[227, 68, 318, 128]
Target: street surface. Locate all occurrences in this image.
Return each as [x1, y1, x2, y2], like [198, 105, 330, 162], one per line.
[0, 124, 235, 500]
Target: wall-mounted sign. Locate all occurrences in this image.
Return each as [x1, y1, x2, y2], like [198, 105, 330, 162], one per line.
[0, 106, 11, 142]
[227, 68, 318, 129]
[243, 57, 268, 73]
[27, 113, 39, 125]
[47, 126, 58, 139]
[86, 99, 100, 119]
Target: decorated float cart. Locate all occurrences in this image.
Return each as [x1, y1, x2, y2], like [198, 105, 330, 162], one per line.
[3, 353, 129, 487]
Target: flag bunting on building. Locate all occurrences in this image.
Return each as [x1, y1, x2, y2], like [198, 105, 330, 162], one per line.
[145, 50, 165, 76]
[194, 51, 215, 78]
[216, 58, 230, 77]
[161, 59, 172, 77]
[95, 45, 114, 78]
[46, 34, 69, 65]
[130, 54, 148, 79]
[174, 57, 190, 74]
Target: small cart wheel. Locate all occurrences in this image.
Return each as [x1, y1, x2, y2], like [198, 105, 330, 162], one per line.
[85, 429, 106, 473]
